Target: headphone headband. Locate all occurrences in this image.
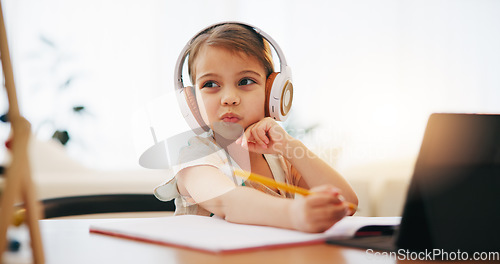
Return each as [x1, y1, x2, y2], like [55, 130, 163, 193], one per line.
[175, 22, 289, 92]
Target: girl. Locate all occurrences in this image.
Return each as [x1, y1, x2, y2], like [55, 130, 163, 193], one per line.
[155, 23, 357, 233]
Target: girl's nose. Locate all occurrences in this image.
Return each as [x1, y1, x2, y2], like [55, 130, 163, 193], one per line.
[221, 88, 240, 105]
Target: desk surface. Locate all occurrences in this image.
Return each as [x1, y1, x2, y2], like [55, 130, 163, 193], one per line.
[5, 218, 494, 264]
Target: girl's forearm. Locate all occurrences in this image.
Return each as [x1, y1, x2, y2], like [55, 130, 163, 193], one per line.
[200, 186, 295, 229]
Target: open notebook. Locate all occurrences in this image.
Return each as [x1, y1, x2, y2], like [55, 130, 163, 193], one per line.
[89, 215, 399, 253]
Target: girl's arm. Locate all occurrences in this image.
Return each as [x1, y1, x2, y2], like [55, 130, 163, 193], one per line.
[238, 118, 358, 208]
[283, 139, 358, 207]
[177, 165, 347, 233]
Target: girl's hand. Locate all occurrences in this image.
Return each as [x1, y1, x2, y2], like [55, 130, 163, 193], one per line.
[236, 117, 291, 155]
[288, 185, 349, 233]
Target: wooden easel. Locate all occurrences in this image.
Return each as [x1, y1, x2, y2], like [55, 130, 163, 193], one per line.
[0, 1, 45, 263]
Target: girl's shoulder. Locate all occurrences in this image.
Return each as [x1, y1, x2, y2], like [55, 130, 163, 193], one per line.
[186, 131, 216, 147]
[178, 132, 221, 161]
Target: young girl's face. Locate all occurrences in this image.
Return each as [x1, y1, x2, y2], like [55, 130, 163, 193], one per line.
[193, 45, 267, 130]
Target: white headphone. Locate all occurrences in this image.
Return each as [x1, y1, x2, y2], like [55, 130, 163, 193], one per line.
[174, 22, 293, 134]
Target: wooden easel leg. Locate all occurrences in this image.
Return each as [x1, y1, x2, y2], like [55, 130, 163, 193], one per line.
[22, 170, 45, 263]
[0, 149, 46, 264]
[0, 0, 45, 262]
[0, 141, 45, 263]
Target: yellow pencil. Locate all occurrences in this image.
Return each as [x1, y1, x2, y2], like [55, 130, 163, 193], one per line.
[234, 170, 358, 212]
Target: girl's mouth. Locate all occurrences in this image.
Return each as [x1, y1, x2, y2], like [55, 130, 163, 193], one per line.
[222, 117, 240, 123]
[221, 113, 241, 123]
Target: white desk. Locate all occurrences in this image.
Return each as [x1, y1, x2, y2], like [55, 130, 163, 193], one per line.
[4, 218, 492, 264]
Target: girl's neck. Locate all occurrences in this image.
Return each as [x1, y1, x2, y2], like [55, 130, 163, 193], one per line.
[248, 151, 263, 161]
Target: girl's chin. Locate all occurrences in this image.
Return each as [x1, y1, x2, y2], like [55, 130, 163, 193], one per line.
[211, 121, 244, 140]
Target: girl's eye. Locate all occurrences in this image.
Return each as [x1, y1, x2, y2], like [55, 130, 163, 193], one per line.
[202, 81, 219, 88]
[238, 78, 256, 86]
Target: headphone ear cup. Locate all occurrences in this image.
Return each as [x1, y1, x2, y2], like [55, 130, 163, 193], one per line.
[265, 72, 279, 117]
[265, 72, 293, 121]
[184, 86, 207, 129]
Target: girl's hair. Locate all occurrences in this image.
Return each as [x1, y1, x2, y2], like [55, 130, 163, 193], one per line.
[187, 23, 275, 84]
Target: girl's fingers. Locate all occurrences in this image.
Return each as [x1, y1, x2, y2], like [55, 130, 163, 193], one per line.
[317, 204, 348, 221]
[306, 189, 344, 206]
[303, 193, 348, 223]
[300, 203, 348, 232]
[305, 193, 336, 206]
[250, 125, 268, 148]
[240, 122, 268, 149]
[239, 124, 255, 148]
[255, 123, 270, 144]
[239, 119, 289, 154]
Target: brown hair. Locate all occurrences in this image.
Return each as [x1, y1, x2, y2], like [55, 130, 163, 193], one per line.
[187, 23, 274, 84]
